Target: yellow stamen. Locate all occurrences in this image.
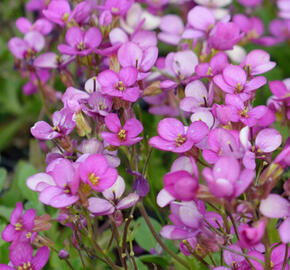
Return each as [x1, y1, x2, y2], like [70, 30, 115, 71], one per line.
[175, 134, 186, 146]
[88, 173, 100, 186]
[118, 129, 126, 141]
[15, 222, 22, 231]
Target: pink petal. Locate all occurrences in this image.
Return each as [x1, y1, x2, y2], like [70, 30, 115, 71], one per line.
[88, 197, 114, 215]
[39, 186, 63, 205]
[102, 175, 125, 200]
[157, 118, 185, 140]
[65, 27, 84, 47]
[98, 70, 119, 88]
[34, 52, 58, 69]
[149, 136, 177, 152]
[96, 167, 118, 191]
[124, 118, 143, 138]
[22, 209, 36, 230]
[223, 65, 247, 87]
[8, 37, 28, 59]
[119, 67, 137, 86]
[10, 202, 23, 225]
[10, 243, 33, 266]
[187, 120, 209, 143]
[24, 31, 45, 52]
[213, 74, 234, 93]
[279, 217, 290, 243]
[104, 113, 122, 133]
[1, 225, 17, 242]
[30, 121, 59, 140]
[188, 6, 215, 31]
[49, 193, 79, 208]
[234, 169, 255, 197]
[260, 194, 290, 218]
[245, 76, 267, 92]
[122, 86, 140, 102]
[157, 189, 175, 208]
[84, 27, 102, 48]
[117, 193, 139, 209]
[16, 17, 32, 34]
[213, 157, 240, 181]
[32, 246, 50, 270]
[101, 132, 121, 146]
[140, 47, 158, 72]
[117, 42, 143, 68]
[26, 173, 55, 191]
[255, 128, 282, 152]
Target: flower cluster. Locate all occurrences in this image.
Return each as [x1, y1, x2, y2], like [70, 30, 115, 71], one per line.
[1, 0, 289, 269]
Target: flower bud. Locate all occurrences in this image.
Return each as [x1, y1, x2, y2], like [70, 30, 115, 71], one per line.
[59, 249, 69, 259]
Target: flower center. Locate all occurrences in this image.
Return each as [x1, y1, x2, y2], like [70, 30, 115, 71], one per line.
[239, 107, 249, 118]
[98, 102, 106, 110]
[235, 82, 244, 93]
[111, 7, 119, 13]
[15, 222, 23, 231]
[17, 261, 33, 270]
[116, 81, 126, 91]
[52, 126, 61, 132]
[175, 134, 187, 146]
[88, 173, 100, 186]
[77, 41, 86, 51]
[26, 232, 32, 239]
[62, 13, 70, 23]
[118, 129, 127, 141]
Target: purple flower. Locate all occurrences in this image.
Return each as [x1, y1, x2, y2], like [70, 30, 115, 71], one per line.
[58, 27, 102, 56]
[98, 67, 140, 102]
[202, 156, 255, 199]
[42, 0, 71, 27]
[241, 50, 276, 76]
[238, 0, 262, 6]
[238, 219, 267, 248]
[213, 65, 266, 99]
[8, 31, 45, 59]
[180, 80, 213, 113]
[149, 118, 209, 153]
[78, 154, 118, 191]
[31, 108, 75, 140]
[240, 127, 282, 169]
[105, 0, 133, 16]
[248, 244, 290, 269]
[223, 244, 248, 269]
[158, 15, 184, 45]
[101, 113, 143, 146]
[16, 17, 53, 35]
[260, 194, 290, 243]
[202, 128, 242, 164]
[117, 41, 158, 80]
[22, 69, 50, 95]
[62, 87, 89, 113]
[160, 201, 203, 240]
[209, 22, 243, 51]
[34, 52, 74, 69]
[88, 176, 139, 218]
[1, 203, 36, 245]
[195, 52, 228, 78]
[269, 79, 290, 102]
[157, 156, 199, 207]
[0, 243, 49, 270]
[27, 158, 79, 208]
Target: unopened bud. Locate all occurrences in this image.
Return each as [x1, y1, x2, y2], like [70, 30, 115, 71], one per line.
[59, 249, 69, 259]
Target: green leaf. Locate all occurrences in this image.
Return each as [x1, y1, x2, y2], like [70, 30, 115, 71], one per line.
[134, 258, 148, 270]
[14, 160, 39, 204]
[0, 205, 14, 221]
[139, 254, 169, 267]
[0, 167, 7, 191]
[134, 217, 162, 252]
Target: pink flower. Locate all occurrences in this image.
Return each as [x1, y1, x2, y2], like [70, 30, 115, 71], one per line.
[58, 27, 102, 56]
[31, 108, 75, 140]
[213, 65, 266, 100]
[202, 156, 255, 199]
[209, 22, 243, 51]
[98, 67, 140, 102]
[78, 154, 118, 191]
[260, 194, 290, 243]
[101, 113, 143, 146]
[8, 31, 45, 59]
[105, 0, 133, 16]
[16, 17, 53, 35]
[241, 50, 276, 76]
[27, 158, 79, 208]
[1, 203, 36, 245]
[0, 243, 49, 270]
[238, 219, 266, 249]
[149, 118, 209, 153]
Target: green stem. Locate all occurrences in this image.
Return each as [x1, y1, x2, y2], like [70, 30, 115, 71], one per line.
[138, 202, 191, 270]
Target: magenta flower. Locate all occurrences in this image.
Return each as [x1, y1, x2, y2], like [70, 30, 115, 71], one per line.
[238, 0, 262, 6]
[98, 67, 140, 102]
[202, 128, 242, 164]
[16, 17, 53, 35]
[8, 31, 45, 60]
[22, 69, 50, 95]
[101, 113, 143, 146]
[27, 158, 79, 208]
[269, 79, 290, 102]
[1, 202, 36, 244]
[202, 157, 255, 199]
[222, 244, 248, 269]
[157, 156, 198, 207]
[260, 194, 290, 243]
[238, 219, 266, 248]
[213, 65, 266, 99]
[31, 108, 75, 140]
[42, 0, 71, 27]
[58, 27, 102, 56]
[195, 52, 228, 78]
[0, 243, 49, 270]
[248, 244, 290, 269]
[240, 127, 282, 169]
[241, 50, 276, 76]
[160, 201, 203, 240]
[78, 154, 118, 191]
[104, 0, 133, 16]
[209, 22, 243, 51]
[62, 87, 89, 113]
[34, 52, 74, 69]
[149, 118, 209, 153]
